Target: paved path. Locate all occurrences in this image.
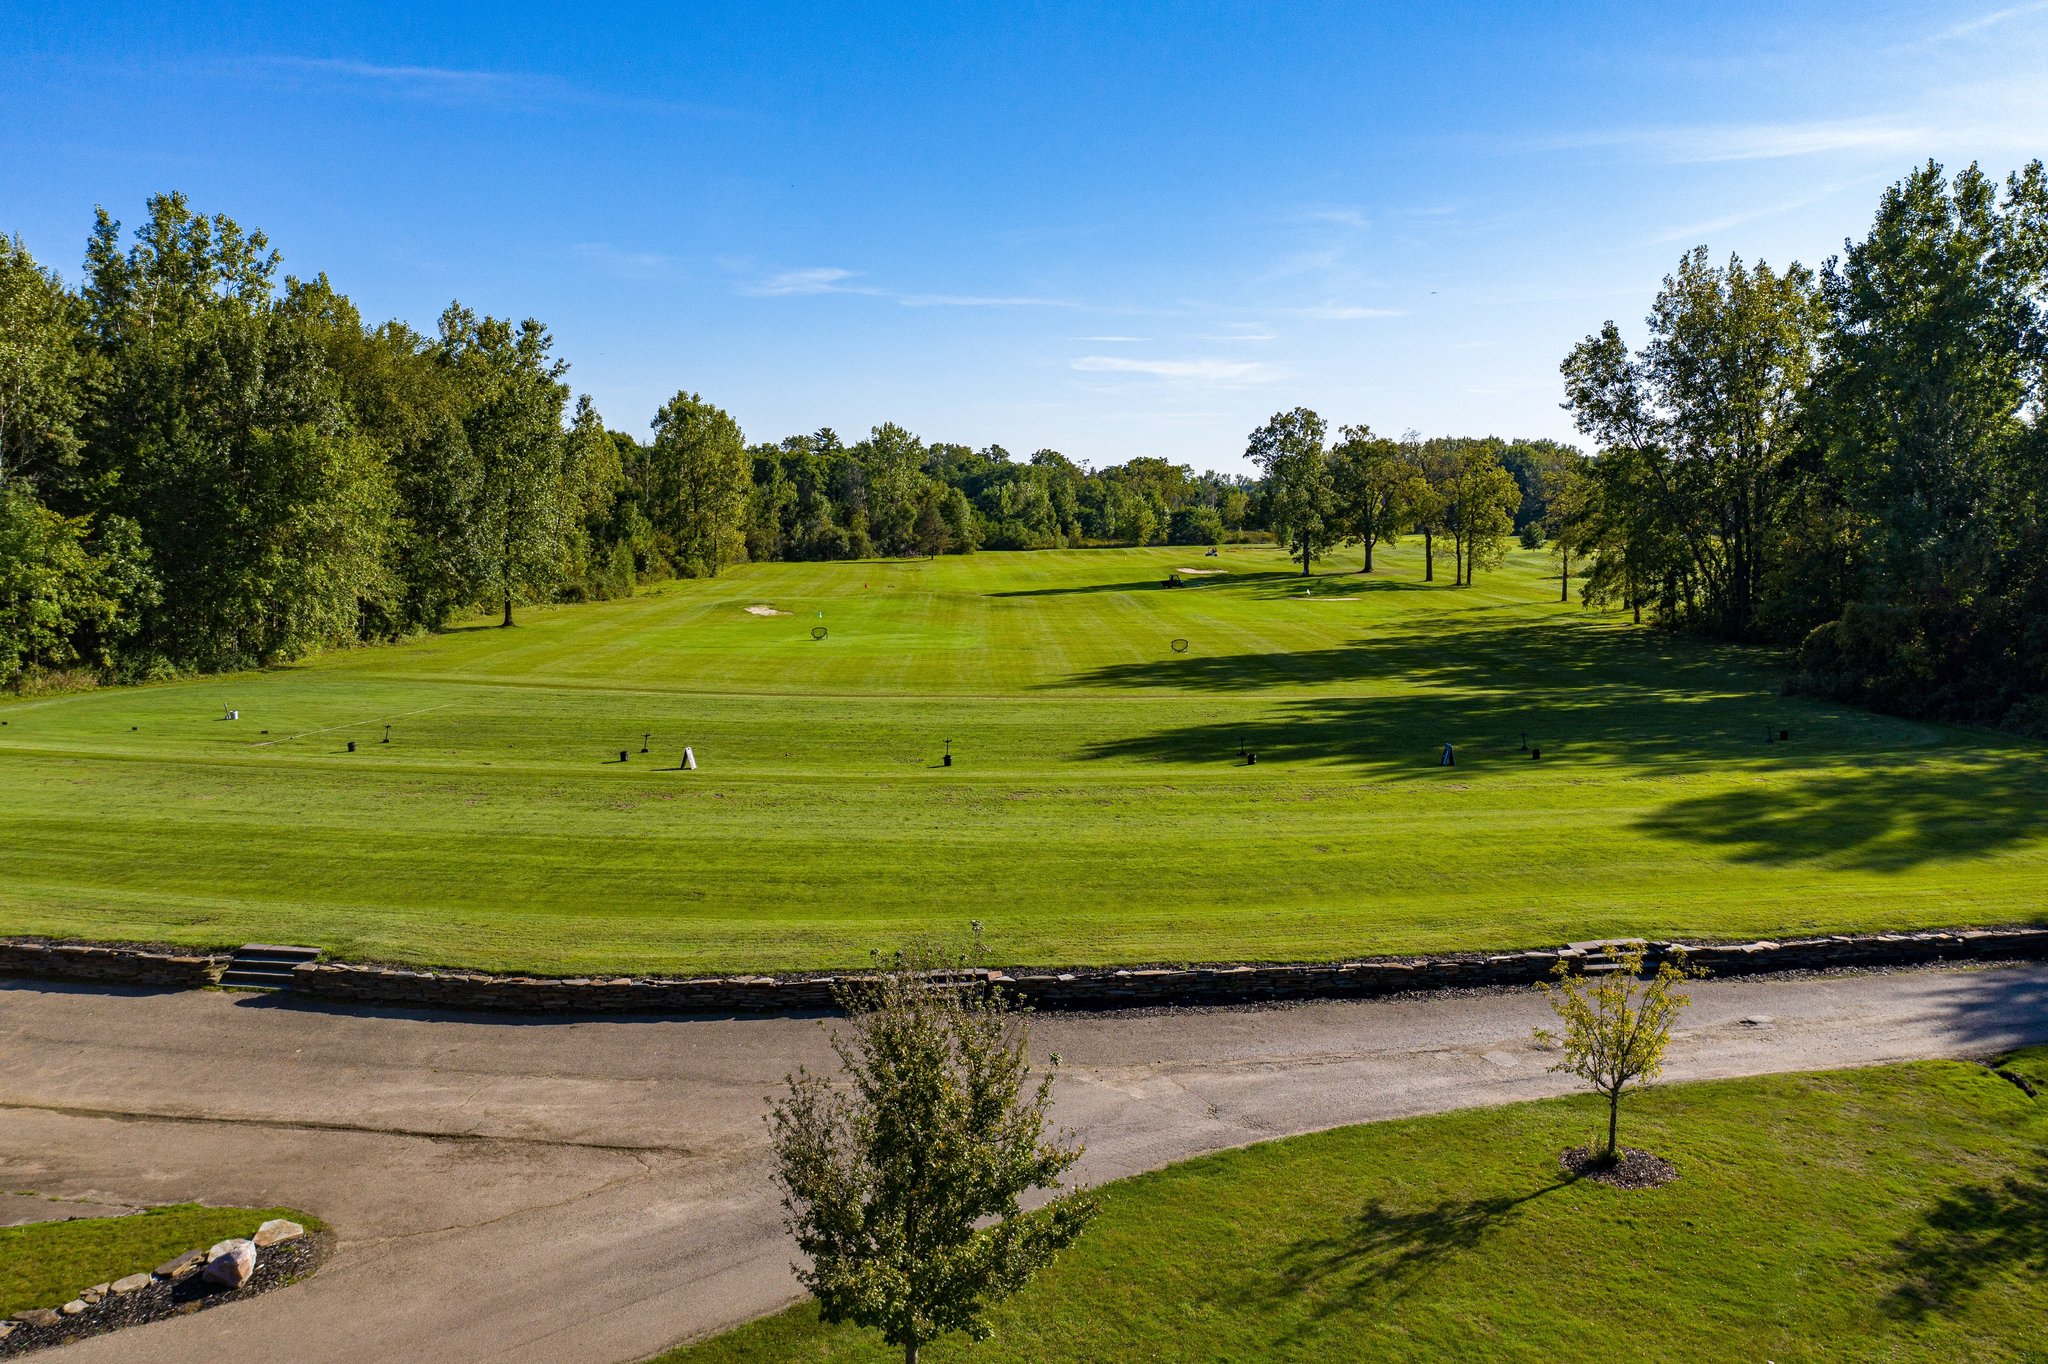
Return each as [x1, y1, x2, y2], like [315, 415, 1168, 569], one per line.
[4, 964, 2046, 1364]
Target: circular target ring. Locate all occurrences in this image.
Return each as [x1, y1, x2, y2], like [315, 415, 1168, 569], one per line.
[812, 625, 829, 640]
[1170, 638, 1190, 654]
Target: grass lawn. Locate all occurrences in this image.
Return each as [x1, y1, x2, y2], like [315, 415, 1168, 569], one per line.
[1, 543, 2042, 974]
[662, 1055, 2048, 1363]
[0, 1204, 318, 1318]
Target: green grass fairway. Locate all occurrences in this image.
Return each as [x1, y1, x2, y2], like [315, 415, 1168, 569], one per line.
[0, 1204, 317, 1318]
[1, 544, 2042, 973]
[660, 1056, 2048, 1364]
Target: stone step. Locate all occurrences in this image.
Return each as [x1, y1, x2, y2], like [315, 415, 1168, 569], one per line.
[220, 944, 322, 992]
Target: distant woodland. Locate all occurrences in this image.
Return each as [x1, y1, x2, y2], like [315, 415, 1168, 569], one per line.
[2, 160, 2043, 731]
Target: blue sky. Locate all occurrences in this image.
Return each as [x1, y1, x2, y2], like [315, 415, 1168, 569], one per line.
[3, 2, 2044, 472]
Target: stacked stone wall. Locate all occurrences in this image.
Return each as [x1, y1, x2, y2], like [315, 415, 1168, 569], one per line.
[0, 940, 228, 989]
[283, 927, 2048, 1015]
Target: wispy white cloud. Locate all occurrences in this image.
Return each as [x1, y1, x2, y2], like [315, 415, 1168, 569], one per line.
[244, 56, 729, 116]
[275, 56, 536, 94]
[1645, 186, 1849, 245]
[1549, 116, 1922, 163]
[1293, 206, 1373, 228]
[571, 242, 681, 281]
[1193, 328, 1278, 342]
[741, 267, 880, 297]
[898, 292, 1074, 308]
[1936, 1, 2048, 39]
[1291, 303, 1404, 320]
[1545, 71, 2048, 165]
[740, 268, 1070, 307]
[1071, 355, 1277, 383]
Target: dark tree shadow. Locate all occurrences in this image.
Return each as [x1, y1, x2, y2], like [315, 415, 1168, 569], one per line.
[1251, 1180, 1573, 1328]
[1884, 1157, 2048, 1318]
[1056, 617, 1781, 696]
[1056, 616, 2047, 871]
[1918, 968, 2048, 1055]
[991, 571, 1301, 598]
[1632, 762, 2048, 873]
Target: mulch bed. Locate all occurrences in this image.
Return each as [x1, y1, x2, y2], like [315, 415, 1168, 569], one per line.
[0, 1232, 329, 1357]
[1561, 1145, 1679, 1189]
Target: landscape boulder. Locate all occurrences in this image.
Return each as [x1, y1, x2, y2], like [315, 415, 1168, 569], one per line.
[202, 1238, 257, 1289]
[61, 1299, 86, 1316]
[155, 1247, 207, 1281]
[13, 1309, 61, 1329]
[112, 1272, 154, 1294]
[253, 1218, 305, 1248]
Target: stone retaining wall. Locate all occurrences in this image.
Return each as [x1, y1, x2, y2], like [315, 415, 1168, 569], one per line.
[288, 926, 2048, 1016]
[0, 940, 228, 989]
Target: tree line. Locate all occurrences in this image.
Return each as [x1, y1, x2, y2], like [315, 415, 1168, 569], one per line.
[1242, 408, 1577, 585]
[0, 192, 1568, 688]
[14, 161, 2035, 731]
[0, 194, 1267, 683]
[1558, 160, 2048, 733]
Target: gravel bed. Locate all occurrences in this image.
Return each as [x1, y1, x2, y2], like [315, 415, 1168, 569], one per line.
[1560, 1145, 1680, 1189]
[1, 1232, 328, 1357]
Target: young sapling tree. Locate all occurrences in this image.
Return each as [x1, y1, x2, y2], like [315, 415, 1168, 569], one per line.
[1535, 942, 1698, 1165]
[769, 938, 1097, 1364]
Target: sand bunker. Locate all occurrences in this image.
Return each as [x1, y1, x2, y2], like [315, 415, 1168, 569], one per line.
[744, 605, 790, 616]
[1176, 567, 1226, 576]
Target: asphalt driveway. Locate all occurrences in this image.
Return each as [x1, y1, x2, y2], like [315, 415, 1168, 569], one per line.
[4, 963, 2045, 1363]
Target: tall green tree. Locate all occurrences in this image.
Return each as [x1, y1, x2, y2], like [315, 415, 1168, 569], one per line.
[1796, 160, 2048, 723]
[1562, 248, 1822, 635]
[1328, 424, 1410, 572]
[1403, 436, 1453, 583]
[0, 484, 152, 686]
[1441, 440, 1521, 586]
[1246, 407, 1335, 576]
[855, 422, 928, 557]
[436, 305, 568, 626]
[559, 396, 631, 598]
[80, 194, 394, 667]
[1536, 445, 1591, 602]
[650, 390, 750, 578]
[0, 236, 93, 490]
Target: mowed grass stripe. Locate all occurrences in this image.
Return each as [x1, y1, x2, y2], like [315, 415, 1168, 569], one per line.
[2, 544, 2042, 973]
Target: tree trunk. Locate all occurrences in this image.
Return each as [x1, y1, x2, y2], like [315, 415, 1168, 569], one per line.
[1300, 540, 1310, 577]
[502, 590, 514, 628]
[1453, 539, 1463, 586]
[1423, 530, 1433, 582]
[1606, 1089, 1620, 1161]
[1560, 545, 1570, 602]
[905, 1340, 919, 1364]
[1362, 538, 1373, 573]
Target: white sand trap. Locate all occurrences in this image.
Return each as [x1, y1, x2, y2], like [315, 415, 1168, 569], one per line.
[1176, 567, 1227, 575]
[744, 604, 790, 616]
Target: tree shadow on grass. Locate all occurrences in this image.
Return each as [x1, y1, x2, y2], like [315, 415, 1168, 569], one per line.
[1075, 687, 2044, 868]
[1884, 1157, 2048, 1319]
[1058, 614, 2047, 871]
[1632, 762, 2048, 874]
[990, 571, 1301, 598]
[1251, 1179, 1573, 1330]
[1055, 617, 1781, 698]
